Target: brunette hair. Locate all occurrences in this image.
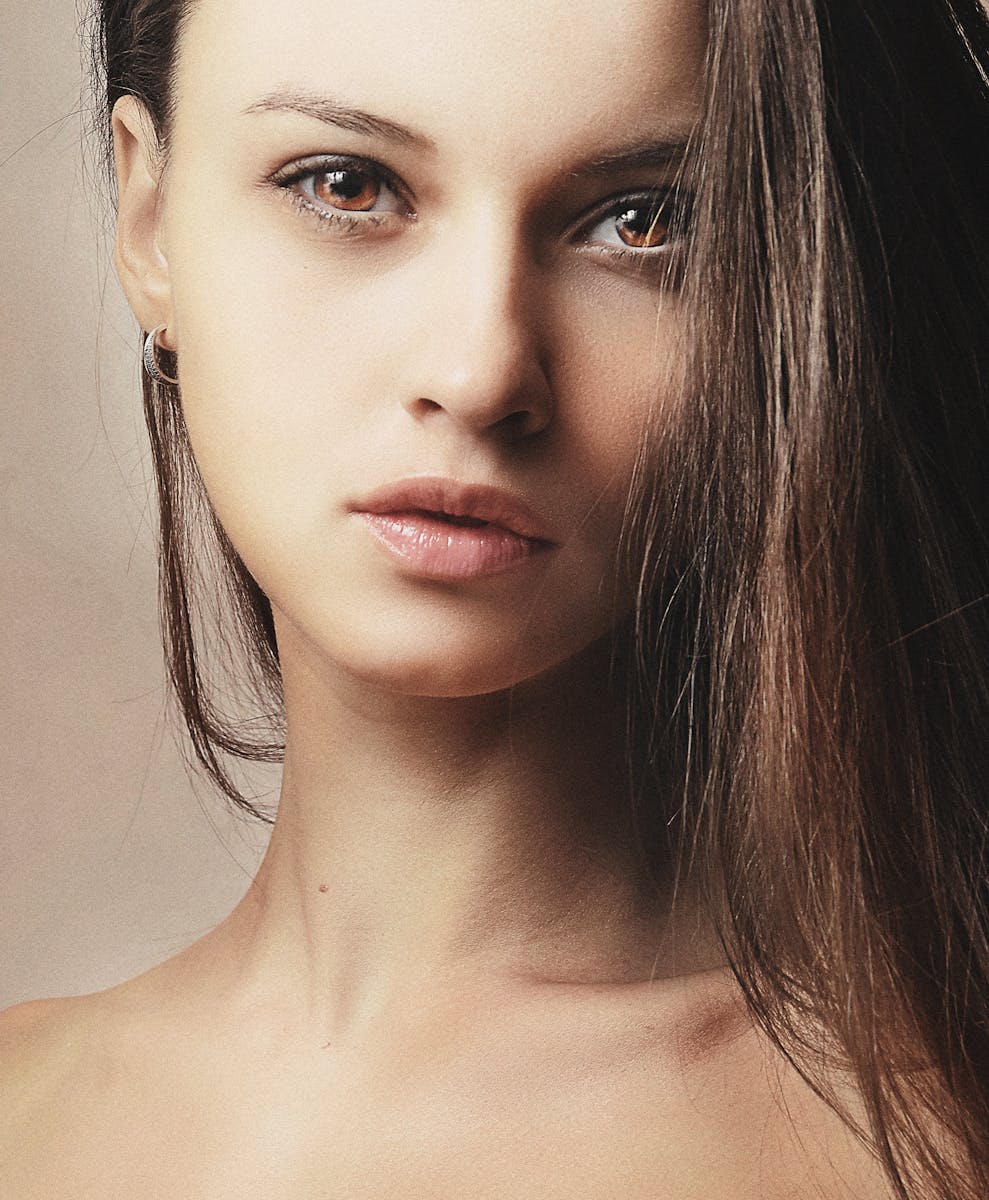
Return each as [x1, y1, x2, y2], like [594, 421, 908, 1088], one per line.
[92, 0, 286, 812]
[90, 1, 989, 1196]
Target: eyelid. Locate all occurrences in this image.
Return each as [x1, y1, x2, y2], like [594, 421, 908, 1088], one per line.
[268, 152, 415, 217]
[573, 186, 692, 250]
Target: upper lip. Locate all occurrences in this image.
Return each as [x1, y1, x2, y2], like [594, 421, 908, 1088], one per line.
[349, 476, 556, 542]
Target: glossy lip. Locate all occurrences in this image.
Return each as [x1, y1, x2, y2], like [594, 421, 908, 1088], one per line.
[348, 476, 558, 580]
[351, 477, 555, 539]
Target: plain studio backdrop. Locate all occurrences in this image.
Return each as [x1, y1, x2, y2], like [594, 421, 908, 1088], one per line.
[0, 3, 274, 1010]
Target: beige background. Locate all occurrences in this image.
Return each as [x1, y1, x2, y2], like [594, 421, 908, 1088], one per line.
[1, 3, 275, 1009]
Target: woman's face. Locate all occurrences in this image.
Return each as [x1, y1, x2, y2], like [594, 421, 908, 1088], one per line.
[140, 0, 705, 697]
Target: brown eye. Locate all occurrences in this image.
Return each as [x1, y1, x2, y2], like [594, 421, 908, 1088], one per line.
[615, 203, 670, 248]
[579, 189, 689, 256]
[312, 167, 381, 212]
[275, 155, 410, 225]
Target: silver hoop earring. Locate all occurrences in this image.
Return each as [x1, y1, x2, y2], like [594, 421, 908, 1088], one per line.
[143, 325, 179, 385]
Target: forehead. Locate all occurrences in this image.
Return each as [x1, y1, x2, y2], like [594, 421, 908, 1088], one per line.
[172, 0, 706, 163]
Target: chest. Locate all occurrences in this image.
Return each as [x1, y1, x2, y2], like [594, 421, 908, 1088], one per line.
[4, 1041, 886, 1200]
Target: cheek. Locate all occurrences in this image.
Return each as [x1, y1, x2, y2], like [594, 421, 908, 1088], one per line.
[551, 276, 690, 505]
[163, 214, 400, 551]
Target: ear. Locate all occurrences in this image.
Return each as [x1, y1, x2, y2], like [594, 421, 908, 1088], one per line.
[111, 95, 174, 347]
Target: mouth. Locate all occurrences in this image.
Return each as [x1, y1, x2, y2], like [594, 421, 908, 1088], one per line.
[413, 510, 490, 528]
[351, 477, 555, 540]
[349, 477, 557, 580]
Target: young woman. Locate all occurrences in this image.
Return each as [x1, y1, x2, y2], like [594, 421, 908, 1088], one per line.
[1, 0, 986, 1196]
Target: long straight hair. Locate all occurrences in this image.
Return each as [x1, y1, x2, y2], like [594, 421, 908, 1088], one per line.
[91, 0, 989, 1195]
[641, 1, 989, 1194]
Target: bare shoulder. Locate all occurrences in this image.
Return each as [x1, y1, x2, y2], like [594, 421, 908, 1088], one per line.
[0, 995, 89, 1086]
[0, 965, 183, 1098]
[0, 995, 100, 1133]
[0, 996, 92, 1199]
[0, 986, 171, 1199]
[580, 972, 898, 1200]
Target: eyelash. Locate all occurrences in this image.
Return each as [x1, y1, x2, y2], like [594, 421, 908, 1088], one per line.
[270, 155, 410, 236]
[269, 154, 691, 262]
[576, 190, 691, 263]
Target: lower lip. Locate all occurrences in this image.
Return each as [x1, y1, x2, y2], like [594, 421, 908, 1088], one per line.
[356, 511, 551, 580]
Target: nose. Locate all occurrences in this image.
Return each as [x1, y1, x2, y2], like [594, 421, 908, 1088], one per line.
[400, 223, 555, 440]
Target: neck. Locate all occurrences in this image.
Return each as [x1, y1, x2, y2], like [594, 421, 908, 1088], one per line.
[208, 632, 717, 1039]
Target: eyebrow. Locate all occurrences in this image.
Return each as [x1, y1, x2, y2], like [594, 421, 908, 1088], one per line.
[243, 88, 692, 178]
[569, 137, 693, 180]
[242, 89, 435, 151]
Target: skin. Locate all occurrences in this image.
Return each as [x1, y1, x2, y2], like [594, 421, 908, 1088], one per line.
[0, 0, 894, 1194]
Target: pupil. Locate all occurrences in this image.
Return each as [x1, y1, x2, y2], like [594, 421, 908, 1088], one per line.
[330, 171, 366, 200]
[618, 201, 669, 248]
[315, 169, 379, 210]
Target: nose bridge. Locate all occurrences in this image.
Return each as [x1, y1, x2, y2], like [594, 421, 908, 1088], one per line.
[455, 210, 530, 352]
[408, 206, 551, 432]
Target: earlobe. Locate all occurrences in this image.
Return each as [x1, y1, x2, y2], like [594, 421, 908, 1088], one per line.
[111, 95, 173, 341]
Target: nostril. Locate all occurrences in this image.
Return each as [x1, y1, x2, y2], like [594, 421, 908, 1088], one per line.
[405, 394, 547, 437]
[412, 397, 444, 415]
[401, 335, 555, 435]
[495, 408, 539, 437]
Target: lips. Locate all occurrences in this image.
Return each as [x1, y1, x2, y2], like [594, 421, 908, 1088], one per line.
[352, 477, 553, 539]
[349, 477, 556, 580]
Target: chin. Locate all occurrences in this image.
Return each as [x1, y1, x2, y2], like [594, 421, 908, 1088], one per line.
[330, 625, 576, 699]
[274, 595, 613, 702]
